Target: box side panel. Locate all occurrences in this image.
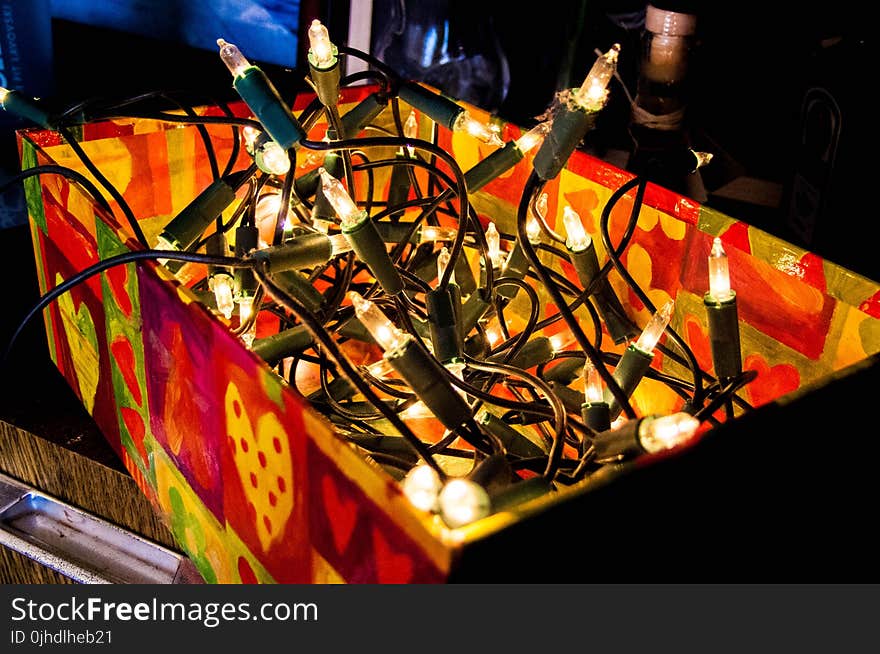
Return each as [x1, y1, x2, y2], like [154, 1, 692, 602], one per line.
[135, 262, 449, 583]
[20, 136, 123, 455]
[94, 218, 156, 501]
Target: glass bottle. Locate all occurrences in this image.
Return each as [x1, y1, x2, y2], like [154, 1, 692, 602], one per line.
[627, 3, 698, 194]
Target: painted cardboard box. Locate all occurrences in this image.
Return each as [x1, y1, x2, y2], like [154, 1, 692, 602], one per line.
[18, 86, 880, 582]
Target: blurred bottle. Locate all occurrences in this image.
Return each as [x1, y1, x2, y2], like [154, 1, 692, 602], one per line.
[626, 2, 698, 193]
[372, 0, 510, 111]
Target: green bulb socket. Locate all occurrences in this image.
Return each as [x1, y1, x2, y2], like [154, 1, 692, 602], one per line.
[340, 91, 389, 138]
[342, 213, 405, 295]
[249, 232, 333, 273]
[542, 356, 586, 385]
[1, 90, 52, 129]
[581, 401, 611, 435]
[533, 104, 597, 182]
[478, 412, 546, 459]
[374, 221, 421, 243]
[205, 232, 231, 279]
[295, 152, 342, 200]
[159, 177, 236, 251]
[427, 286, 463, 364]
[311, 182, 337, 222]
[386, 156, 413, 220]
[704, 292, 742, 383]
[453, 252, 477, 296]
[592, 418, 644, 464]
[307, 50, 342, 107]
[549, 381, 587, 415]
[234, 67, 305, 149]
[489, 336, 554, 370]
[467, 454, 514, 496]
[387, 341, 472, 431]
[490, 477, 554, 513]
[397, 82, 463, 130]
[461, 288, 492, 334]
[234, 224, 260, 298]
[307, 375, 356, 403]
[463, 142, 522, 193]
[604, 344, 654, 421]
[273, 270, 325, 313]
[568, 242, 636, 344]
[251, 324, 313, 366]
[496, 240, 530, 300]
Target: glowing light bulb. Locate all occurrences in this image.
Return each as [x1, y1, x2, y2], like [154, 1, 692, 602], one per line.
[307, 19, 335, 69]
[419, 226, 458, 243]
[439, 479, 491, 528]
[315, 220, 337, 238]
[254, 192, 294, 244]
[366, 359, 394, 378]
[318, 168, 363, 228]
[446, 361, 467, 399]
[583, 359, 605, 404]
[526, 193, 548, 244]
[154, 234, 177, 252]
[404, 110, 418, 157]
[237, 296, 257, 347]
[639, 412, 700, 454]
[209, 274, 235, 320]
[153, 234, 177, 266]
[216, 38, 251, 78]
[328, 233, 353, 256]
[401, 465, 443, 512]
[400, 401, 434, 420]
[453, 111, 503, 146]
[573, 43, 620, 111]
[437, 246, 454, 283]
[349, 291, 409, 352]
[515, 122, 551, 154]
[485, 323, 502, 347]
[562, 206, 591, 252]
[486, 222, 504, 268]
[301, 131, 331, 168]
[258, 140, 291, 175]
[526, 217, 542, 244]
[0, 87, 8, 105]
[634, 300, 674, 354]
[242, 126, 260, 153]
[708, 237, 733, 302]
[694, 151, 714, 169]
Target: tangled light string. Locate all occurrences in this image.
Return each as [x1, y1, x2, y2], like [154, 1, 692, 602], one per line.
[2, 19, 745, 529]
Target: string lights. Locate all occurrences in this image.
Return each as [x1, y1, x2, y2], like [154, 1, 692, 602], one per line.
[2, 19, 760, 534]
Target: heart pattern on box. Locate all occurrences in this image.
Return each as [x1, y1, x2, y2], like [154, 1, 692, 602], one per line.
[321, 474, 359, 554]
[55, 274, 99, 414]
[372, 526, 414, 584]
[225, 381, 294, 552]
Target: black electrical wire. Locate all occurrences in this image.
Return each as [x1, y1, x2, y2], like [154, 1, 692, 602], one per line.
[1, 165, 113, 215]
[517, 170, 637, 420]
[3, 249, 253, 366]
[598, 175, 706, 407]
